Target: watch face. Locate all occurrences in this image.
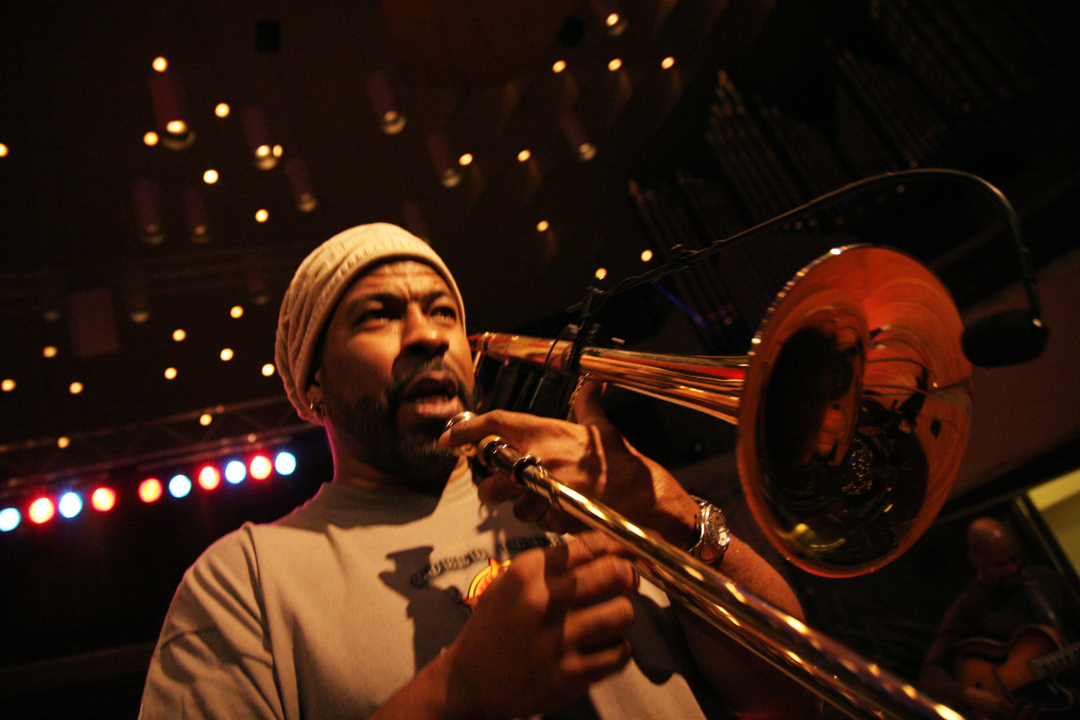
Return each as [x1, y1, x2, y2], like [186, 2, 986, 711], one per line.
[698, 503, 729, 565]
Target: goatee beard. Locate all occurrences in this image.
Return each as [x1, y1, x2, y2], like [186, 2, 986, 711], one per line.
[323, 360, 476, 494]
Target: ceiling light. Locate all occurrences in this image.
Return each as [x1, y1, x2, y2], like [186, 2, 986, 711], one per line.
[143, 131, 159, 146]
[594, 268, 607, 280]
[230, 306, 244, 319]
[517, 149, 531, 162]
[285, 157, 318, 212]
[173, 329, 186, 342]
[381, 111, 406, 135]
[536, 220, 549, 232]
[552, 60, 566, 73]
[608, 58, 622, 72]
[133, 179, 163, 245]
[69, 382, 84, 394]
[606, 13, 620, 26]
[272, 144, 283, 157]
[458, 153, 473, 166]
[578, 143, 597, 161]
[215, 103, 230, 118]
[255, 209, 269, 223]
[661, 56, 676, 69]
[244, 106, 279, 169]
[1, 379, 14, 392]
[220, 348, 234, 361]
[641, 249, 654, 262]
[43, 346, 57, 358]
[164, 367, 177, 380]
[203, 169, 218, 184]
[368, 71, 406, 135]
[0, 143, 8, 157]
[166, 120, 187, 135]
[57, 436, 70, 448]
[152, 57, 168, 72]
[199, 413, 213, 426]
[261, 363, 275, 377]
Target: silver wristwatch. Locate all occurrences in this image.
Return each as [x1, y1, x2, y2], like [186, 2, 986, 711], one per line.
[688, 496, 730, 567]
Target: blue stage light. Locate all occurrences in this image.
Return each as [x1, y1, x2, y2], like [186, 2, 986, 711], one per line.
[225, 460, 247, 484]
[169, 474, 192, 498]
[274, 451, 296, 476]
[59, 492, 83, 518]
[0, 508, 20, 532]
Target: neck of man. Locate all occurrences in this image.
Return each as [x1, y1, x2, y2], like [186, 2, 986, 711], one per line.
[331, 451, 471, 497]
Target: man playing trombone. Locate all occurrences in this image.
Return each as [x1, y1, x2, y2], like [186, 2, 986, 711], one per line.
[139, 223, 816, 719]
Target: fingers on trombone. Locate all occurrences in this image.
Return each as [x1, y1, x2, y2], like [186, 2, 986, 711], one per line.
[476, 471, 525, 505]
[439, 408, 548, 449]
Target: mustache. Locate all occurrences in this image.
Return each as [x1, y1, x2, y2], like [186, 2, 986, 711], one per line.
[386, 358, 473, 411]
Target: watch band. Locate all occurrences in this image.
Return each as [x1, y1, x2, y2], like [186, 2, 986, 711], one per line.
[688, 495, 730, 567]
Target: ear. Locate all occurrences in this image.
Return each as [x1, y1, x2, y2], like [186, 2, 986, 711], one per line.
[304, 369, 324, 410]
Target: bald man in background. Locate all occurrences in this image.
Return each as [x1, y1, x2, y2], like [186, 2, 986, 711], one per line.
[920, 517, 1080, 720]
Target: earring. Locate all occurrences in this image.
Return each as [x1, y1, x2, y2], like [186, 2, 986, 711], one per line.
[309, 400, 324, 417]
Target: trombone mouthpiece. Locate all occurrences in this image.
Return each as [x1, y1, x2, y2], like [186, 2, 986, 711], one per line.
[444, 412, 478, 456]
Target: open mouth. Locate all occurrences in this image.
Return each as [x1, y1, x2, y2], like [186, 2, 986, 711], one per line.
[399, 373, 463, 418]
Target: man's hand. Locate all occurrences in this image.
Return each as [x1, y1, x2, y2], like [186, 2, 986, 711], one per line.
[439, 532, 638, 719]
[439, 382, 699, 547]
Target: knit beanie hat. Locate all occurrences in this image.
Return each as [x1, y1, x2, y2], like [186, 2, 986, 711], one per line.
[275, 223, 465, 424]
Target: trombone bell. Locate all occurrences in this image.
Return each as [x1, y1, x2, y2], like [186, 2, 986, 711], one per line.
[471, 245, 972, 577]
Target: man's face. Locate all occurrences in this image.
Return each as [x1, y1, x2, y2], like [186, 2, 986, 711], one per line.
[313, 260, 475, 491]
[973, 534, 1023, 588]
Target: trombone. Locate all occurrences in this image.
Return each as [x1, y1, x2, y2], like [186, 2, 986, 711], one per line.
[453, 245, 973, 720]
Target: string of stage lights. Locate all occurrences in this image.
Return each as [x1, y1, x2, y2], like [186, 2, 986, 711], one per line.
[0, 449, 297, 533]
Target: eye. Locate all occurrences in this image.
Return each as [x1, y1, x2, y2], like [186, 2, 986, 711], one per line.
[431, 303, 458, 322]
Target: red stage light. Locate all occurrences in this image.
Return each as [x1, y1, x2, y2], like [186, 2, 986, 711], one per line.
[28, 497, 55, 524]
[249, 455, 272, 480]
[198, 466, 221, 490]
[91, 487, 117, 512]
[139, 478, 163, 503]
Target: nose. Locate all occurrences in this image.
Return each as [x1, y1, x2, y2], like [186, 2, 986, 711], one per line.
[402, 306, 450, 357]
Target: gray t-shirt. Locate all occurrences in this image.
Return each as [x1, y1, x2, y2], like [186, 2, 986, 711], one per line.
[139, 470, 731, 719]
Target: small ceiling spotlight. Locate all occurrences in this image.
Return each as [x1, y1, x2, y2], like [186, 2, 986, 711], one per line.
[244, 106, 278, 170]
[143, 131, 159, 146]
[69, 381, 84, 395]
[284, 157, 318, 212]
[594, 268, 608, 280]
[552, 60, 567, 73]
[458, 153, 473, 166]
[426, 130, 461, 188]
[536, 220, 550, 232]
[607, 58, 623, 72]
[214, 102, 231, 118]
[132, 179, 164, 245]
[184, 186, 210, 244]
[367, 71, 406, 135]
[661, 56, 676, 69]
[149, 68, 195, 150]
[641, 249, 654, 262]
[203, 169, 219, 184]
[559, 109, 596, 161]
[164, 367, 177, 380]
[255, 208, 269, 223]
[517, 149, 532, 162]
[152, 56, 168, 72]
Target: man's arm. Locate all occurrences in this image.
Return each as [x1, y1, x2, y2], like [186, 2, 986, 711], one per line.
[439, 388, 820, 719]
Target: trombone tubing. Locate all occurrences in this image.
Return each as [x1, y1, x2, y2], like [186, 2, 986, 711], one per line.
[473, 435, 964, 720]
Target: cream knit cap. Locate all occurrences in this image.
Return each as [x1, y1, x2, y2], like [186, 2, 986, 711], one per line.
[275, 223, 465, 424]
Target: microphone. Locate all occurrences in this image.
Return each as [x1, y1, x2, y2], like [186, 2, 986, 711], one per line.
[961, 307, 1048, 367]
